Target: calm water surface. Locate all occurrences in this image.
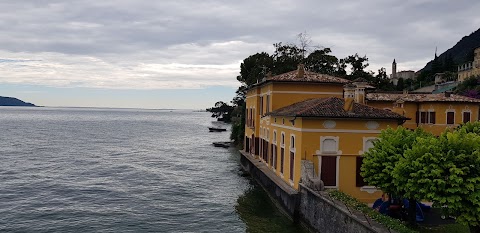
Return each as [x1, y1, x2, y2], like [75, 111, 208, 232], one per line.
[0, 107, 305, 233]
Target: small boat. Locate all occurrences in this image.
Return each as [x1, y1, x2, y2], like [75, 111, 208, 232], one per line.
[212, 142, 230, 148]
[209, 127, 227, 132]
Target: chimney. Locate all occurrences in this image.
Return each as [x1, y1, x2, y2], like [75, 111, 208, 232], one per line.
[296, 64, 305, 78]
[352, 78, 367, 105]
[343, 83, 356, 112]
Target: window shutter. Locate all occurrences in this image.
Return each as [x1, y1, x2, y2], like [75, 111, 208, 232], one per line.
[429, 112, 436, 124]
[463, 112, 471, 123]
[416, 111, 419, 124]
[321, 156, 337, 186]
[447, 112, 455, 124]
[421, 111, 427, 124]
[356, 157, 366, 187]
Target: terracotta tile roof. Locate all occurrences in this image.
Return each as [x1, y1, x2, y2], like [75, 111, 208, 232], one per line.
[366, 93, 480, 103]
[266, 70, 350, 84]
[268, 97, 409, 120]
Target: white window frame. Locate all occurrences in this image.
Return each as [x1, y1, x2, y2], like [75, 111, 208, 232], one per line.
[359, 137, 377, 155]
[289, 134, 296, 184]
[317, 136, 341, 155]
[446, 109, 456, 125]
[273, 130, 277, 144]
[427, 109, 435, 124]
[272, 130, 277, 172]
[318, 155, 340, 189]
[316, 136, 341, 189]
[462, 109, 472, 123]
[280, 131, 285, 177]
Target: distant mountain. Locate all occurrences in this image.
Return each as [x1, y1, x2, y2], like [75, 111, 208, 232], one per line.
[0, 96, 36, 106]
[421, 28, 480, 72]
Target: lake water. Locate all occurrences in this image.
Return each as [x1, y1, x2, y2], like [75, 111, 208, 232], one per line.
[0, 107, 306, 233]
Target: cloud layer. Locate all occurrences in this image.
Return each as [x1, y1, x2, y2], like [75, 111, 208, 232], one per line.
[0, 0, 479, 89]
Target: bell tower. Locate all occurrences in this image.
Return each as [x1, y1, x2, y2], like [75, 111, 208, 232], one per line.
[392, 59, 397, 79]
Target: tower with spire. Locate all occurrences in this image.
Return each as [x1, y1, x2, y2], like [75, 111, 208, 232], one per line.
[392, 59, 397, 79]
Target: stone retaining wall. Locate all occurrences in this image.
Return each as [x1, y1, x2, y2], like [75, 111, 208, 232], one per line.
[239, 151, 392, 233]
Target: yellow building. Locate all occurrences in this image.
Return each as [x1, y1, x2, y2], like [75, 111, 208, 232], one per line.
[243, 65, 480, 203]
[458, 46, 480, 82]
[366, 92, 480, 135]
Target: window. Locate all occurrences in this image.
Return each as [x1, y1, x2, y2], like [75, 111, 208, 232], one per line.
[463, 111, 471, 123]
[266, 95, 270, 113]
[420, 112, 427, 124]
[290, 151, 295, 181]
[289, 135, 295, 181]
[365, 139, 375, 152]
[356, 157, 366, 187]
[447, 112, 455, 125]
[320, 156, 337, 187]
[259, 96, 263, 116]
[322, 139, 337, 153]
[272, 130, 277, 170]
[280, 132, 285, 174]
[280, 147, 285, 174]
[428, 112, 436, 124]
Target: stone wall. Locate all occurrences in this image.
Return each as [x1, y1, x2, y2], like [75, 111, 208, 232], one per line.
[299, 184, 390, 233]
[239, 151, 391, 233]
[239, 151, 300, 220]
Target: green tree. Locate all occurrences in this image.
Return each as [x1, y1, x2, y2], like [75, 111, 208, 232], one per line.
[345, 53, 369, 73]
[395, 124, 480, 232]
[371, 67, 395, 91]
[396, 78, 404, 91]
[237, 52, 273, 86]
[206, 101, 234, 122]
[304, 48, 339, 75]
[361, 127, 432, 225]
[271, 42, 303, 74]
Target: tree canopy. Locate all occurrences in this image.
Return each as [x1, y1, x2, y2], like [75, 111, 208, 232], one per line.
[396, 124, 480, 232]
[362, 123, 480, 232]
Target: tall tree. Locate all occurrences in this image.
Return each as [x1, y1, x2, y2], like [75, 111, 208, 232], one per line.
[304, 48, 339, 75]
[237, 52, 274, 86]
[272, 42, 303, 74]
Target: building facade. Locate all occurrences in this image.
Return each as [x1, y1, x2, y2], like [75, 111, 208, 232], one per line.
[458, 47, 480, 82]
[243, 65, 480, 203]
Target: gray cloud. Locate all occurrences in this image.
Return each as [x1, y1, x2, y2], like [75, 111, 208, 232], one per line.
[0, 0, 478, 89]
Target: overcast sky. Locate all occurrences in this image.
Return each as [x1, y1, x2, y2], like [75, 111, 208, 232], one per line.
[0, 0, 479, 109]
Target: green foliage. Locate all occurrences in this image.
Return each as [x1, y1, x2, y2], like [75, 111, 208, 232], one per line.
[304, 48, 338, 75]
[329, 191, 417, 233]
[456, 121, 480, 134]
[398, 125, 480, 228]
[206, 101, 234, 122]
[360, 127, 432, 195]
[237, 52, 274, 86]
[230, 102, 245, 147]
